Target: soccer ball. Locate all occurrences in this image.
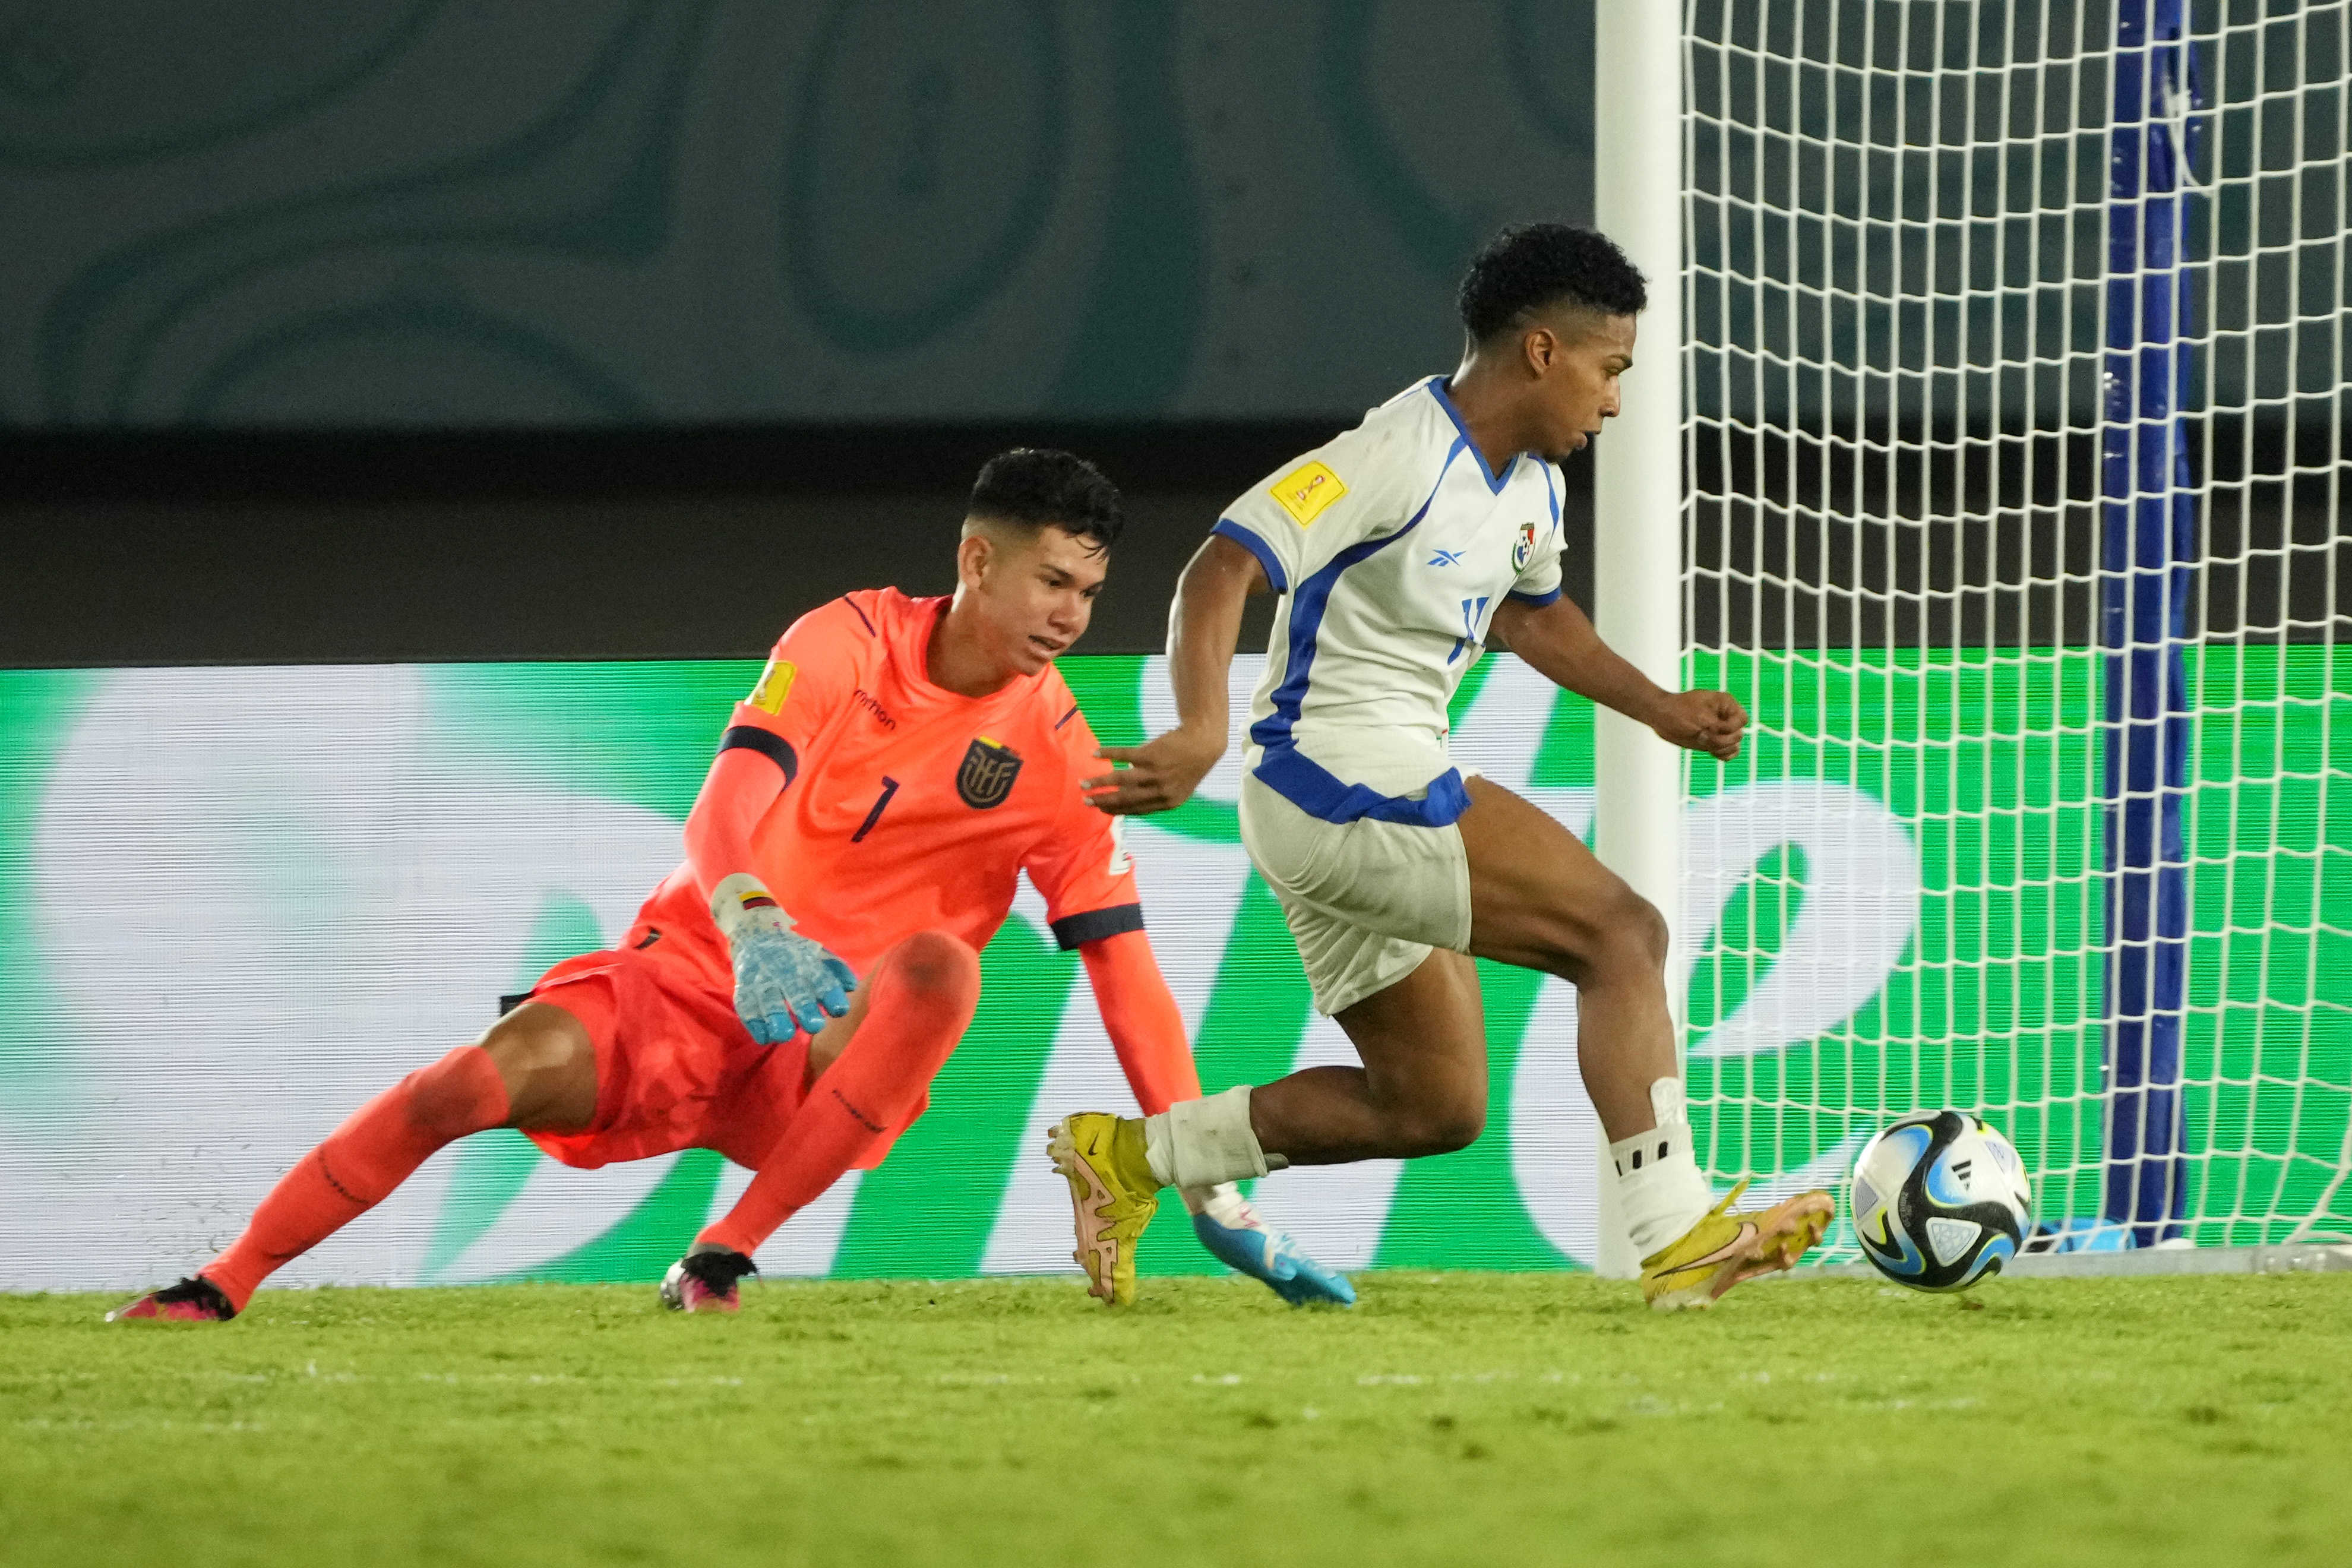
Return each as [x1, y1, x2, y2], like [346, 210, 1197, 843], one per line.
[1850, 1110, 2031, 1291]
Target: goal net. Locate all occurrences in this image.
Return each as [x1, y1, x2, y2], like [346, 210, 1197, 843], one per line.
[1678, 0, 2350, 1253]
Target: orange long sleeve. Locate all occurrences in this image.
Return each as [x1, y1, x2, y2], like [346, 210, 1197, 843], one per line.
[1078, 929, 1204, 1116]
[682, 744, 789, 905]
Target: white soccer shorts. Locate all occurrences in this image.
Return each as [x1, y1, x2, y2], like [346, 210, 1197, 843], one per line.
[1237, 771, 1472, 1016]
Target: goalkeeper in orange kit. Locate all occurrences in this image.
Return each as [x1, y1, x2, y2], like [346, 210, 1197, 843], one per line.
[112, 448, 1350, 1322]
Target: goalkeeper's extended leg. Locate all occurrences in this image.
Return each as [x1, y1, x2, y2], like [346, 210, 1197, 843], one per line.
[110, 1005, 595, 1321]
[678, 931, 979, 1310]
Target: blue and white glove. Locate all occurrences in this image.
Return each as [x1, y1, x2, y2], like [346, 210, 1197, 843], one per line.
[710, 872, 857, 1045]
[1188, 1184, 1357, 1307]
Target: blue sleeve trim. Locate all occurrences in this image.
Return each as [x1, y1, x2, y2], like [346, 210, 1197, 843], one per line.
[1506, 586, 1563, 608]
[1211, 518, 1289, 593]
[1051, 903, 1145, 950]
[719, 725, 799, 786]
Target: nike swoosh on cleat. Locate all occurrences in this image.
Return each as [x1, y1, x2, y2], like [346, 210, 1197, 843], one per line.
[1664, 1222, 1760, 1279]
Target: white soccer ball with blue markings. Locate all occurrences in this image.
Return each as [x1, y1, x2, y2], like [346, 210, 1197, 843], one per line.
[1850, 1111, 2031, 1291]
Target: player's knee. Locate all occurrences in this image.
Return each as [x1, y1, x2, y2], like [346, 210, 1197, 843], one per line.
[1588, 886, 1669, 978]
[1390, 1089, 1485, 1158]
[400, 1045, 512, 1142]
[887, 930, 981, 1002]
[473, 1005, 595, 1130]
[1410, 1106, 1485, 1158]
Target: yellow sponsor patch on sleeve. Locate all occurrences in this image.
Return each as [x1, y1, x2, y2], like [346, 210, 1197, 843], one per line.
[1270, 460, 1346, 526]
[748, 658, 798, 715]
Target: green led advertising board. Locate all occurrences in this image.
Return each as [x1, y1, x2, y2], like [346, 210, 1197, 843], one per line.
[0, 650, 2344, 1292]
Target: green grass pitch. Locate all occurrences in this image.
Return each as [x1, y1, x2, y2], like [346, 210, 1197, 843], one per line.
[4, 1272, 2345, 1567]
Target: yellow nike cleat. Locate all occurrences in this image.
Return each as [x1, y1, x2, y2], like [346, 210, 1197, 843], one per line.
[1047, 1112, 1161, 1307]
[1639, 1178, 1835, 1311]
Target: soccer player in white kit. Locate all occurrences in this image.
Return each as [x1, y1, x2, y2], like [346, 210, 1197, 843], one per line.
[1051, 223, 1834, 1310]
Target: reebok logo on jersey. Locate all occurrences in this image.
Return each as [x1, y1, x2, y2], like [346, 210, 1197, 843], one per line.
[748, 658, 798, 715]
[956, 736, 1023, 809]
[1270, 461, 1346, 526]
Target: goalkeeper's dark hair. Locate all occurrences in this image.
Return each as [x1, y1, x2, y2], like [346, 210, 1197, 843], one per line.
[968, 448, 1124, 554]
[1457, 223, 1648, 342]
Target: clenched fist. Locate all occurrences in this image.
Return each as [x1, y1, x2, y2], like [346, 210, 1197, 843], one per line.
[1648, 689, 1748, 761]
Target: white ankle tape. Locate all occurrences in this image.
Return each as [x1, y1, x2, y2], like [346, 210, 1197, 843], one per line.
[1608, 1117, 1689, 1179]
[1164, 1086, 1270, 1188]
[1608, 1085, 1715, 1256]
[1611, 1076, 1695, 1177]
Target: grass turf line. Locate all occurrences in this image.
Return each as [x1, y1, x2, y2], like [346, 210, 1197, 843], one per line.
[2, 1272, 2345, 1568]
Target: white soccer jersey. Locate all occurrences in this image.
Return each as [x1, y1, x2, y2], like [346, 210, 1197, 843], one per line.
[1213, 375, 1566, 827]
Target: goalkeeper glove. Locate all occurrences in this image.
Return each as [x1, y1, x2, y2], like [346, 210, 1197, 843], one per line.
[709, 872, 857, 1044]
[1186, 1183, 1357, 1307]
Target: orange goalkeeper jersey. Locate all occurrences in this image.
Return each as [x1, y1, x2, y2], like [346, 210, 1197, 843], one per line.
[636, 588, 1140, 981]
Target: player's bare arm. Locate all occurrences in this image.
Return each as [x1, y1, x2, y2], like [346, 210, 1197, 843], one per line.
[1486, 592, 1747, 761]
[1080, 532, 1266, 815]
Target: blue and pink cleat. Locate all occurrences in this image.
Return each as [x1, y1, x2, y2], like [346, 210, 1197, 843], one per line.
[1190, 1190, 1357, 1307]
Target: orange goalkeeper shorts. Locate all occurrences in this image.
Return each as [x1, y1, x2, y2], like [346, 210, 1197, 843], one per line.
[515, 932, 812, 1172]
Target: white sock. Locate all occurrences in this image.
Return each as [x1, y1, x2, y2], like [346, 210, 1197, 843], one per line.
[1143, 1114, 1177, 1188]
[1144, 1086, 1275, 1190]
[1609, 1078, 1715, 1259]
[1178, 1181, 1252, 1222]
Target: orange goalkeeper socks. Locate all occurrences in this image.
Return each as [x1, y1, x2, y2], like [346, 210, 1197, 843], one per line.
[698, 931, 980, 1259]
[203, 1045, 511, 1311]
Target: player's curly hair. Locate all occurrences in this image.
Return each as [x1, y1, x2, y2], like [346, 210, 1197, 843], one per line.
[1457, 223, 1648, 342]
[968, 448, 1124, 552]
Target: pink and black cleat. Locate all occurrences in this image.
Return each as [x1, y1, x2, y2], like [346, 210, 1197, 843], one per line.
[659, 1246, 757, 1314]
[108, 1276, 236, 1323]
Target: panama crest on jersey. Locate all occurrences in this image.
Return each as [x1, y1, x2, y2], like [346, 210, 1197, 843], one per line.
[1512, 523, 1537, 573]
[956, 736, 1023, 808]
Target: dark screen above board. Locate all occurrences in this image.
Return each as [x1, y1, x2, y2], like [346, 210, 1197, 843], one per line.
[2, 1, 1592, 429]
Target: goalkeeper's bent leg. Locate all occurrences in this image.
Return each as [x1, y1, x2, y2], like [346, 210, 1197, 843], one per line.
[201, 1042, 516, 1311]
[696, 930, 980, 1259]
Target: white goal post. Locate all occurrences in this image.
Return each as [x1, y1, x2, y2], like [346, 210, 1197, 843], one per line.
[1595, 0, 2352, 1266]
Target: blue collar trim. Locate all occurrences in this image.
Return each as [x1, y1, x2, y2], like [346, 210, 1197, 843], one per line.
[1426, 376, 1518, 494]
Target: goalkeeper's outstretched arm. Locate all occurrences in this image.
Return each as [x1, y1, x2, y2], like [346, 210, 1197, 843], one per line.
[1489, 592, 1748, 762]
[1077, 929, 1204, 1118]
[1077, 928, 1354, 1303]
[684, 745, 787, 903]
[684, 741, 856, 1043]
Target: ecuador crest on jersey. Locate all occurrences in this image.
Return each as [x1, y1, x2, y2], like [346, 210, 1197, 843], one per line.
[956, 736, 1022, 809]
